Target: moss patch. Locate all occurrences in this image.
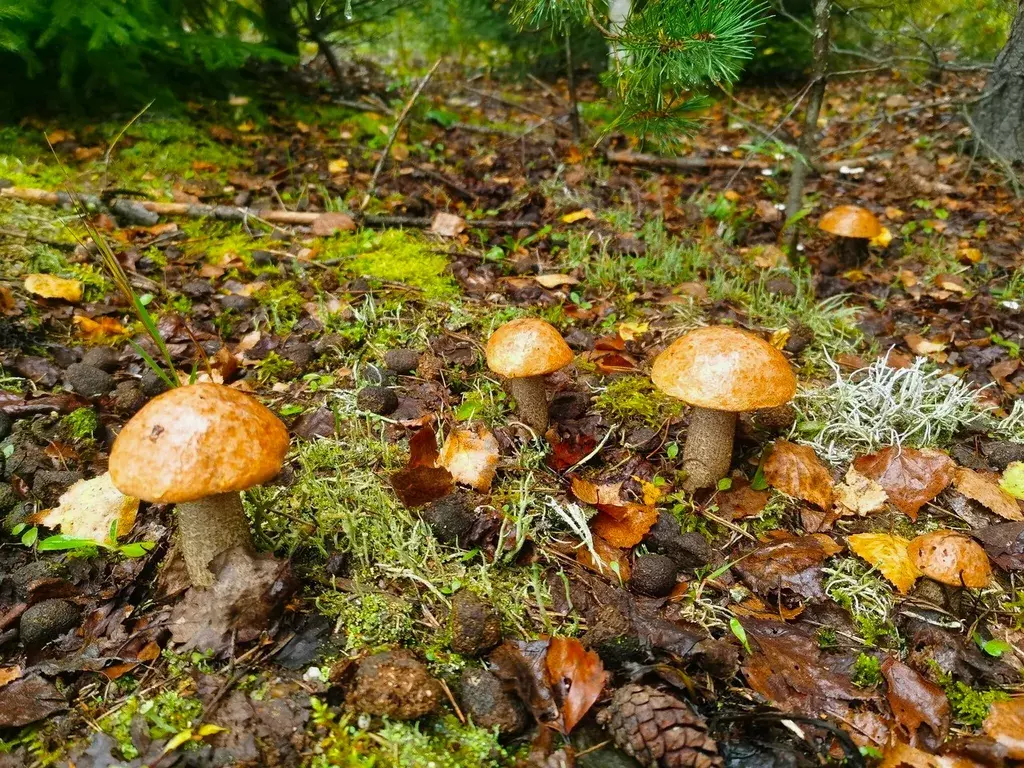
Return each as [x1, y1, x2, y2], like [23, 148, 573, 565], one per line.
[593, 375, 684, 428]
[325, 229, 457, 299]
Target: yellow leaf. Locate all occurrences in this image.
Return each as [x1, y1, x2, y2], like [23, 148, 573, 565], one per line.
[617, 321, 648, 341]
[236, 121, 255, 132]
[24, 274, 83, 303]
[834, 467, 888, 516]
[848, 533, 920, 593]
[162, 729, 194, 754]
[196, 724, 227, 737]
[562, 209, 595, 224]
[328, 158, 349, 174]
[31, 472, 139, 544]
[870, 226, 893, 248]
[957, 247, 982, 263]
[723, 190, 741, 202]
[534, 274, 579, 289]
[73, 315, 126, 340]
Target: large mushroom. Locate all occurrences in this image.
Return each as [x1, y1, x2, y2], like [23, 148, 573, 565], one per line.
[109, 383, 289, 588]
[485, 318, 573, 433]
[651, 326, 796, 491]
[818, 205, 882, 267]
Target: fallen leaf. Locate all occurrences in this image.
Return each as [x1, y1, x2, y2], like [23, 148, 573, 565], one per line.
[561, 209, 594, 223]
[754, 199, 780, 223]
[73, 315, 126, 340]
[30, 472, 138, 544]
[908, 531, 991, 588]
[311, 212, 356, 236]
[24, 274, 83, 303]
[616, 321, 648, 341]
[763, 441, 834, 509]
[853, 447, 955, 520]
[546, 428, 597, 472]
[734, 533, 842, 601]
[570, 477, 624, 508]
[904, 334, 947, 356]
[438, 424, 499, 493]
[835, 467, 888, 516]
[545, 637, 606, 734]
[752, 244, 785, 268]
[0, 675, 66, 727]
[974, 522, 1024, 571]
[716, 478, 769, 520]
[1001, 463, 1024, 500]
[591, 504, 658, 548]
[0, 666, 21, 690]
[882, 657, 950, 749]
[328, 158, 349, 174]
[430, 212, 465, 238]
[576, 534, 630, 580]
[870, 227, 893, 248]
[489, 640, 559, 727]
[879, 741, 959, 768]
[848, 533, 921, 593]
[954, 467, 1023, 521]
[534, 274, 578, 289]
[391, 426, 454, 508]
[983, 698, 1024, 759]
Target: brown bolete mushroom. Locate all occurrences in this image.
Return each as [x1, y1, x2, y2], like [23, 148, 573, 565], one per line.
[109, 383, 289, 588]
[485, 318, 572, 433]
[818, 204, 882, 267]
[651, 326, 796, 491]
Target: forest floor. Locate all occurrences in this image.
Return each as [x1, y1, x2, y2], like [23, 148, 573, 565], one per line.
[0, 59, 1023, 768]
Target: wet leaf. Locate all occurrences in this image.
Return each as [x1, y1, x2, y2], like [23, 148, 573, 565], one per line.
[853, 447, 955, 520]
[30, 472, 139, 544]
[0, 675, 66, 727]
[734, 533, 842, 601]
[882, 657, 950, 748]
[391, 425, 454, 507]
[715, 478, 769, 520]
[591, 504, 658, 548]
[73, 315, 127, 340]
[879, 741, 963, 768]
[908, 531, 992, 588]
[545, 637, 606, 734]
[835, 467, 888, 516]
[24, 274, 83, 303]
[489, 640, 559, 727]
[974, 522, 1024, 571]
[954, 467, 1023, 521]
[983, 698, 1024, 759]
[763, 440, 834, 509]
[848, 533, 921, 593]
[438, 424, 499, 492]
[546, 428, 597, 472]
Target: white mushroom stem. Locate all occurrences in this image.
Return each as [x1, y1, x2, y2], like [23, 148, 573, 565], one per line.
[505, 375, 549, 433]
[176, 492, 255, 588]
[683, 407, 737, 491]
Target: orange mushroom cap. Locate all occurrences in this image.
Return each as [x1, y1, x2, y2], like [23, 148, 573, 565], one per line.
[109, 383, 289, 504]
[485, 318, 573, 378]
[651, 326, 796, 411]
[818, 205, 882, 239]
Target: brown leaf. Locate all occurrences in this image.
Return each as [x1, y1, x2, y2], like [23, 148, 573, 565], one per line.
[438, 424, 499, 492]
[974, 522, 1024, 571]
[0, 666, 21, 690]
[763, 441, 834, 509]
[882, 657, 950, 749]
[849, 533, 921, 593]
[983, 698, 1024, 759]
[576, 534, 630, 580]
[545, 637, 606, 734]
[430, 212, 466, 238]
[853, 447, 955, 520]
[391, 425, 455, 507]
[908, 531, 992, 588]
[879, 741, 964, 768]
[591, 504, 658, 548]
[0, 675, 66, 727]
[734, 533, 842, 601]
[489, 640, 559, 727]
[716, 478, 769, 520]
[953, 468, 1024, 521]
[546, 429, 597, 472]
[570, 476, 624, 508]
[835, 467, 889, 516]
[311, 212, 356, 236]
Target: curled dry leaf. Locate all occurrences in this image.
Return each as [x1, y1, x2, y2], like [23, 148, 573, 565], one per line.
[881, 657, 950, 749]
[848, 533, 921, 593]
[73, 315, 127, 341]
[983, 698, 1024, 759]
[0, 666, 21, 690]
[545, 636, 606, 734]
[390, 425, 454, 507]
[31, 472, 139, 544]
[591, 504, 659, 548]
[953, 467, 1024, 521]
[576, 534, 631, 581]
[908, 531, 992, 588]
[734, 533, 842, 601]
[853, 447, 955, 520]
[24, 274, 83, 303]
[438, 424, 499, 493]
[763, 440, 834, 509]
[834, 467, 888, 516]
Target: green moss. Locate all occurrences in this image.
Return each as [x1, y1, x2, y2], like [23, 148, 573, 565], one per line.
[255, 280, 306, 333]
[851, 653, 883, 688]
[325, 229, 457, 299]
[99, 688, 204, 761]
[593, 375, 684, 428]
[375, 716, 511, 768]
[945, 681, 1009, 728]
[255, 352, 295, 383]
[317, 591, 416, 652]
[61, 407, 98, 441]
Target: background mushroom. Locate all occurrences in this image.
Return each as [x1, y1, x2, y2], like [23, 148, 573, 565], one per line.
[109, 383, 289, 588]
[651, 326, 796, 491]
[485, 318, 572, 433]
[818, 204, 882, 267]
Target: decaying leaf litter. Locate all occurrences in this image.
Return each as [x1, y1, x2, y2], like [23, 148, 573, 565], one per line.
[0, 59, 1023, 768]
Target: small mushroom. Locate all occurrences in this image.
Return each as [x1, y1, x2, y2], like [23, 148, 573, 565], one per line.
[818, 205, 882, 267]
[651, 326, 796, 491]
[109, 383, 289, 588]
[485, 318, 572, 433]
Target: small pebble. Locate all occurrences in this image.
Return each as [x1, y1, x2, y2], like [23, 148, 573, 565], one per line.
[356, 386, 398, 415]
[64, 363, 114, 398]
[383, 348, 422, 374]
[630, 553, 679, 597]
[80, 347, 121, 372]
[20, 599, 80, 648]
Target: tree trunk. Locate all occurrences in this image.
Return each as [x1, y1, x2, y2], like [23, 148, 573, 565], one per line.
[608, 0, 631, 64]
[261, 0, 300, 56]
[972, 1, 1024, 163]
[782, 0, 830, 258]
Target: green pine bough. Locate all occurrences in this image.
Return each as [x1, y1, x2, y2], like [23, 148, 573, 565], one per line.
[511, 0, 768, 146]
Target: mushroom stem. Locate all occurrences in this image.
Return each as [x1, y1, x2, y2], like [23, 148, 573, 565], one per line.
[176, 492, 255, 588]
[505, 375, 549, 433]
[838, 237, 869, 267]
[682, 407, 737, 491]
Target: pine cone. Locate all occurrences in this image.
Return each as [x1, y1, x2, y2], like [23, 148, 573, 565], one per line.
[596, 684, 723, 768]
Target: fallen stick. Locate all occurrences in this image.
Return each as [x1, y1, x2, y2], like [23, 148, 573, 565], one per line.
[0, 186, 541, 231]
[605, 149, 884, 174]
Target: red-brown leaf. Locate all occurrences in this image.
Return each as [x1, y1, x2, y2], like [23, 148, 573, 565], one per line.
[853, 447, 955, 520]
[734, 533, 843, 601]
[545, 637, 606, 734]
[763, 441, 834, 509]
[390, 426, 454, 507]
[882, 657, 950, 749]
[591, 504, 658, 548]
